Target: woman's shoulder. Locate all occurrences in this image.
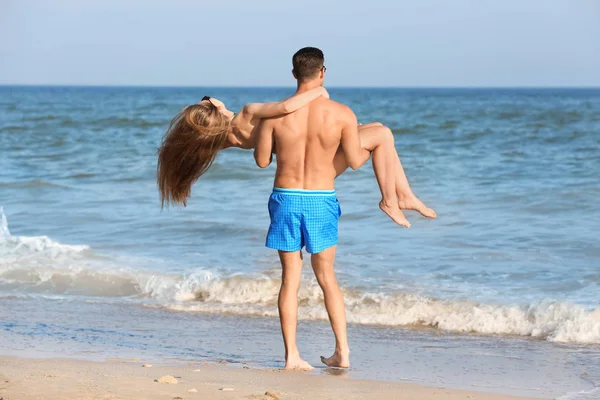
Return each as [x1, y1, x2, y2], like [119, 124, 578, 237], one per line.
[240, 102, 261, 116]
[226, 122, 255, 150]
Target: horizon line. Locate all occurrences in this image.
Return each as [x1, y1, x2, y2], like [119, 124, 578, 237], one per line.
[1, 84, 600, 90]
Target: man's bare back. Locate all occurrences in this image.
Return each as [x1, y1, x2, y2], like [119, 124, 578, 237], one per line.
[254, 88, 362, 371]
[254, 94, 363, 188]
[253, 46, 363, 372]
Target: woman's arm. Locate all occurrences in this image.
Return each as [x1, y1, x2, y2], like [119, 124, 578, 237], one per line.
[340, 107, 362, 170]
[242, 87, 328, 119]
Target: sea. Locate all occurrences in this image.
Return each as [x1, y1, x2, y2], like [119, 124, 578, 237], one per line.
[1, 86, 599, 399]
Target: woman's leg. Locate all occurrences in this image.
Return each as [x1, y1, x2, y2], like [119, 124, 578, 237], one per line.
[334, 126, 411, 228]
[394, 150, 437, 218]
[334, 124, 436, 220]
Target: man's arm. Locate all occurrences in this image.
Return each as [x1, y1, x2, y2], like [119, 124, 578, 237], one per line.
[242, 87, 328, 119]
[340, 107, 362, 170]
[254, 119, 274, 168]
[358, 122, 383, 128]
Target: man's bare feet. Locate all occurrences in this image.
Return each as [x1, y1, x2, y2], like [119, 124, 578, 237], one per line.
[284, 355, 314, 371]
[398, 195, 437, 219]
[320, 351, 350, 368]
[379, 201, 411, 228]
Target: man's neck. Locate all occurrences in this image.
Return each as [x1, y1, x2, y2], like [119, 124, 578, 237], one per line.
[296, 80, 321, 94]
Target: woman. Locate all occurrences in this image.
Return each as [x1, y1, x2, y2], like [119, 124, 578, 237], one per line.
[157, 87, 435, 227]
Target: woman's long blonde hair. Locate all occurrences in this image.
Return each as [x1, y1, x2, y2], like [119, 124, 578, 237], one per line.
[157, 102, 231, 207]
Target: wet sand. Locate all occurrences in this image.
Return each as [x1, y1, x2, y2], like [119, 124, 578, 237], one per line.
[0, 356, 545, 400]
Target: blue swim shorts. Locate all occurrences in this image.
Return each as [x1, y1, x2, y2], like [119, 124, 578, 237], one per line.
[266, 188, 342, 254]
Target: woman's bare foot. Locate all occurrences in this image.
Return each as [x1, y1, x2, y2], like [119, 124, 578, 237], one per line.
[320, 351, 350, 368]
[284, 355, 314, 371]
[398, 195, 437, 219]
[379, 201, 411, 228]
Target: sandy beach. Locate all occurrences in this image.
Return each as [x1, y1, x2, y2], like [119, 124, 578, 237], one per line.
[2, 87, 599, 399]
[2, 1, 600, 399]
[0, 356, 545, 400]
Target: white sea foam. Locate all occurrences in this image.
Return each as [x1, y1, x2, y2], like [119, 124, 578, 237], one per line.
[557, 387, 600, 400]
[1, 207, 600, 344]
[2, 259, 599, 343]
[0, 207, 89, 260]
[0, 207, 8, 236]
[160, 275, 600, 344]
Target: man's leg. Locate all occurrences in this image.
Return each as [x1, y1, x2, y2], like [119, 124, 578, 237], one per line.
[278, 250, 314, 370]
[310, 245, 350, 368]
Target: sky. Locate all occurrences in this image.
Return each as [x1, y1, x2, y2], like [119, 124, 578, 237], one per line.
[1, 0, 599, 87]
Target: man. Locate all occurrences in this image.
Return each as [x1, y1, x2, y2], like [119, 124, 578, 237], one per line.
[254, 47, 362, 370]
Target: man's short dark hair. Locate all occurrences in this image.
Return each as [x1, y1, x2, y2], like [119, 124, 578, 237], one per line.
[292, 47, 325, 81]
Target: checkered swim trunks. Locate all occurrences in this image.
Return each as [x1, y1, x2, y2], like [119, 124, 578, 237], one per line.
[266, 188, 342, 254]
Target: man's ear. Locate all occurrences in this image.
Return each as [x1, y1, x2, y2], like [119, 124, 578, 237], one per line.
[319, 69, 325, 79]
[292, 69, 297, 80]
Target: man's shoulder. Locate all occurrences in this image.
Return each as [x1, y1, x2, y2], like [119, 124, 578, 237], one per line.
[323, 99, 356, 124]
[317, 98, 354, 116]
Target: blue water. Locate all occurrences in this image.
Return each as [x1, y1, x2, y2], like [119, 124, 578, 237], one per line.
[1, 86, 600, 397]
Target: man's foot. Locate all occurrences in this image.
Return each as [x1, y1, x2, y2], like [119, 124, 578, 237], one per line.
[320, 351, 350, 368]
[284, 355, 314, 371]
[379, 201, 411, 228]
[398, 195, 437, 219]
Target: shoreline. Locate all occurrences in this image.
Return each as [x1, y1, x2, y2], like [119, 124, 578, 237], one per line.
[2, 296, 593, 399]
[0, 355, 545, 400]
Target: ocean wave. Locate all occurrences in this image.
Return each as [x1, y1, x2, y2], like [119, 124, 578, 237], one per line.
[439, 120, 459, 129]
[0, 125, 28, 133]
[1, 208, 599, 344]
[497, 110, 523, 120]
[161, 276, 600, 344]
[0, 179, 71, 189]
[29, 114, 59, 121]
[0, 207, 89, 260]
[2, 262, 599, 344]
[557, 387, 600, 400]
[88, 116, 166, 128]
